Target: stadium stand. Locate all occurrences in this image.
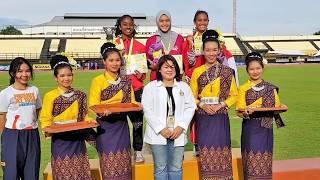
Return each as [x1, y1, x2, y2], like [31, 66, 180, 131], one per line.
[1, 23, 320, 64]
[224, 36, 244, 55]
[248, 42, 268, 50]
[0, 39, 44, 61]
[65, 39, 106, 58]
[267, 41, 317, 55]
[49, 39, 60, 52]
[313, 41, 320, 49]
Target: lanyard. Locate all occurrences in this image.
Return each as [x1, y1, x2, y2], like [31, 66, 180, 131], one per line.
[193, 32, 203, 55]
[167, 94, 174, 116]
[205, 63, 220, 92]
[119, 38, 134, 60]
[161, 40, 171, 55]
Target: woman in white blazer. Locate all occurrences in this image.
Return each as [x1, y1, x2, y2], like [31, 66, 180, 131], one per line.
[142, 54, 196, 180]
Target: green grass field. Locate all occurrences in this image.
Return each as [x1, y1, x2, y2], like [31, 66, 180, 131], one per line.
[0, 63, 320, 179]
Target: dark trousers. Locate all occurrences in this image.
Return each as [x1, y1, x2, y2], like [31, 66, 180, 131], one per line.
[1, 128, 40, 180]
[128, 89, 144, 151]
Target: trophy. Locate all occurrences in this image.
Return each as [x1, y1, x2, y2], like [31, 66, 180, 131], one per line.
[103, 27, 115, 42]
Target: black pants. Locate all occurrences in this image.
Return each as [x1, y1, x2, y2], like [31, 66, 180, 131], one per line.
[128, 89, 144, 151]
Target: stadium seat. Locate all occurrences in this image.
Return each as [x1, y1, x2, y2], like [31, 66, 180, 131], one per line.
[0, 39, 44, 59]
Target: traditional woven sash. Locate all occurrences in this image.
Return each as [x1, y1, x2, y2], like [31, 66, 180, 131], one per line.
[52, 88, 87, 122]
[246, 81, 285, 128]
[197, 64, 233, 114]
[100, 75, 132, 103]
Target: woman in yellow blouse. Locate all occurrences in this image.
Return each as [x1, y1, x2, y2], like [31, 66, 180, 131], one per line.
[89, 42, 140, 180]
[190, 30, 238, 180]
[40, 55, 93, 180]
[236, 52, 284, 180]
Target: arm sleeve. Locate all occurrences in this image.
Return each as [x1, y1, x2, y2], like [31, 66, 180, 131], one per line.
[39, 93, 54, 129]
[274, 89, 281, 107]
[0, 91, 9, 113]
[176, 84, 196, 132]
[189, 71, 200, 105]
[224, 76, 238, 108]
[141, 83, 165, 134]
[89, 78, 101, 107]
[35, 88, 42, 109]
[227, 57, 239, 87]
[236, 86, 247, 110]
[130, 86, 137, 104]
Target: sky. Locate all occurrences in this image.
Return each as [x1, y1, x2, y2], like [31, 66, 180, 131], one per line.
[0, 0, 319, 36]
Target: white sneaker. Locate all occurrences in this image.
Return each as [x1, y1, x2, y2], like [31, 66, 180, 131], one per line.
[193, 145, 200, 157]
[135, 151, 145, 163]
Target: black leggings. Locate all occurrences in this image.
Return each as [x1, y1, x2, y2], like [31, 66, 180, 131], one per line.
[128, 89, 144, 151]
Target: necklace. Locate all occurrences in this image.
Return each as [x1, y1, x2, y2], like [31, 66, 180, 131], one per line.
[205, 63, 220, 92]
[105, 72, 121, 85]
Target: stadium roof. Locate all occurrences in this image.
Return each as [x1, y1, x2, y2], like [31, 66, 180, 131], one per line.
[34, 13, 156, 27]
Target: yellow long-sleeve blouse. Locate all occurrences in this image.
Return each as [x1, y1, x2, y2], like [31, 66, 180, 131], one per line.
[236, 80, 281, 110]
[39, 87, 90, 129]
[89, 72, 136, 108]
[190, 64, 238, 108]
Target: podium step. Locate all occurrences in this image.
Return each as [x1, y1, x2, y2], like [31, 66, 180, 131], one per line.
[43, 148, 320, 180]
[43, 149, 243, 180]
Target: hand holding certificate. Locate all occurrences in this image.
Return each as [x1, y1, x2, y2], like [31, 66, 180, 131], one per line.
[172, 55, 184, 74]
[124, 53, 148, 75]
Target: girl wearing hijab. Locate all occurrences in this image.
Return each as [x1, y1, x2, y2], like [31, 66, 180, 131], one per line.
[146, 10, 184, 81]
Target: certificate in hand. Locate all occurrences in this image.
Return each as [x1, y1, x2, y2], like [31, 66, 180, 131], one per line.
[125, 53, 148, 75]
[172, 55, 184, 74]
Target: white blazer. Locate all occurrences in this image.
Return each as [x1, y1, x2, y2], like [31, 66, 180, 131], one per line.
[142, 80, 196, 146]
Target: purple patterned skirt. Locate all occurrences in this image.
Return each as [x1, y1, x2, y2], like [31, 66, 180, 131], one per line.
[196, 113, 233, 180]
[51, 131, 91, 180]
[96, 113, 131, 180]
[241, 118, 273, 180]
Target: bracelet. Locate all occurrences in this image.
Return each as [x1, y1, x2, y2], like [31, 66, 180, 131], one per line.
[198, 102, 205, 108]
[220, 102, 229, 110]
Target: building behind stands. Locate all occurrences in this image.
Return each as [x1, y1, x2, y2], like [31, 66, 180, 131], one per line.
[0, 13, 320, 65]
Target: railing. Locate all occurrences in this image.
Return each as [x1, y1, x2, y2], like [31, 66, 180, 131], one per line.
[0, 50, 246, 60]
[64, 52, 101, 59]
[0, 53, 40, 60]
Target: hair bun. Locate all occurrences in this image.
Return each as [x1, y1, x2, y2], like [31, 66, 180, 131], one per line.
[50, 55, 69, 69]
[245, 52, 263, 64]
[100, 42, 117, 56]
[202, 29, 220, 42]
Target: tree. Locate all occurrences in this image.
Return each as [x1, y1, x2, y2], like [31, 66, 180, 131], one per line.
[314, 30, 320, 35]
[0, 25, 22, 35]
